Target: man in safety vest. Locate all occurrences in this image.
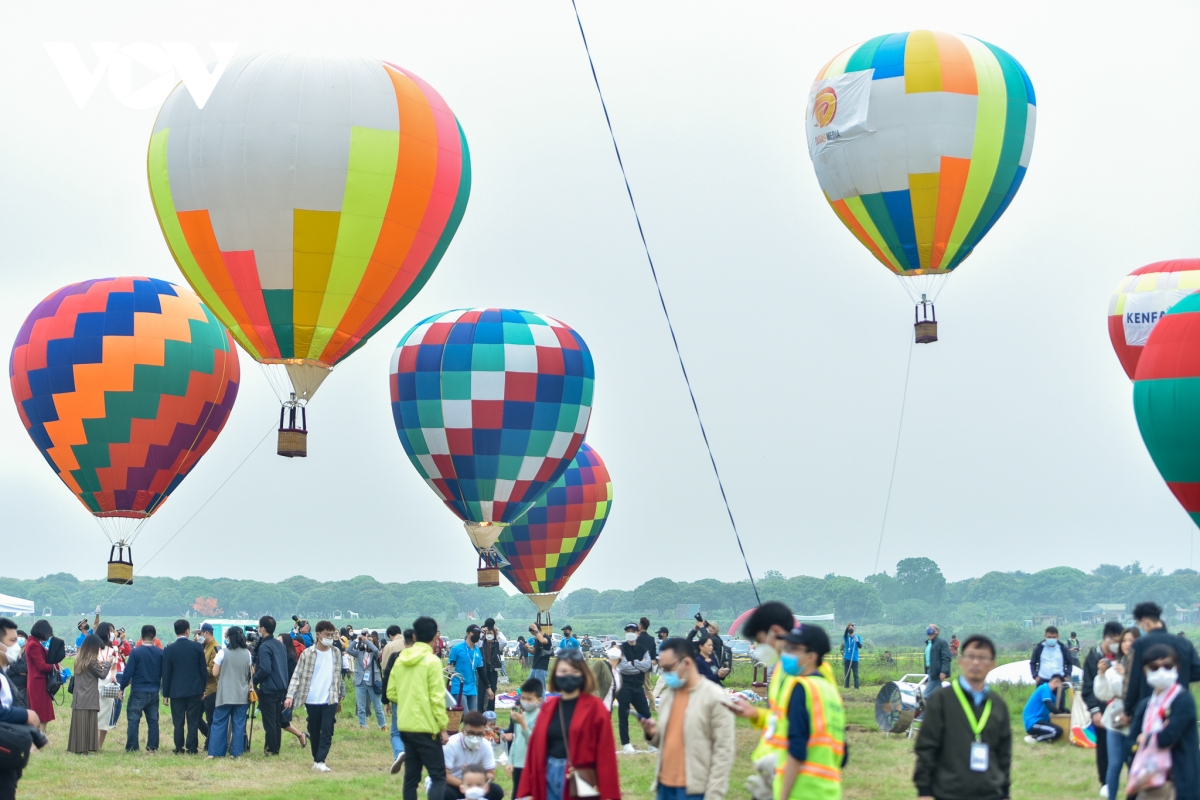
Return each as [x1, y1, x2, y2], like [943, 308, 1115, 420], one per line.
[734, 603, 847, 799]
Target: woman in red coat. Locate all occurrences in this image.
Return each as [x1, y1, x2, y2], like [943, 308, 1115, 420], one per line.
[518, 648, 620, 800]
[25, 619, 56, 732]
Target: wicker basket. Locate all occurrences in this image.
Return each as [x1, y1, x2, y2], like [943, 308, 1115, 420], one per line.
[277, 429, 308, 458]
[477, 568, 500, 587]
[446, 706, 463, 733]
[107, 561, 133, 585]
[914, 320, 938, 344]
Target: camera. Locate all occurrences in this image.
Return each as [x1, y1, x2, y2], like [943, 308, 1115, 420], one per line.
[694, 612, 704, 623]
[292, 615, 300, 623]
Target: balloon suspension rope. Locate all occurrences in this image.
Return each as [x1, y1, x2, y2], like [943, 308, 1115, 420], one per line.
[94, 423, 276, 609]
[569, 0, 759, 605]
[872, 333, 915, 576]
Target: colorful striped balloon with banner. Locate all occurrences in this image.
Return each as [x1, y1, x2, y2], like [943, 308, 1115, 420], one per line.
[805, 30, 1036, 319]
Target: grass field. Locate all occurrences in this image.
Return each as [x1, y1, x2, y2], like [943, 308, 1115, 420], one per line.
[17, 657, 1118, 800]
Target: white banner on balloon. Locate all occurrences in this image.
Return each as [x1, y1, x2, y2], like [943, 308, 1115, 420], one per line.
[806, 69, 874, 159]
[1122, 289, 1190, 346]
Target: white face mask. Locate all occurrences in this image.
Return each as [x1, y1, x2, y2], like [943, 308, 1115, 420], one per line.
[462, 734, 482, 750]
[520, 700, 540, 712]
[1108, 642, 1120, 654]
[464, 787, 486, 800]
[754, 643, 779, 666]
[1147, 667, 1178, 691]
[625, 632, 637, 643]
[320, 637, 335, 648]
[485, 634, 495, 641]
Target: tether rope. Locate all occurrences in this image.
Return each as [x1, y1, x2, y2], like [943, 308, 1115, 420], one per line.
[569, 0, 759, 604]
[872, 332, 915, 576]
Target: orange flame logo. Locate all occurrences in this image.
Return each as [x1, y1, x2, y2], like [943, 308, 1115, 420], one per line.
[812, 87, 837, 128]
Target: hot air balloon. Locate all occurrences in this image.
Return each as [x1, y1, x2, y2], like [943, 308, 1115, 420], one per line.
[496, 442, 611, 631]
[805, 31, 1036, 342]
[1133, 291, 1200, 527]
[148, 52, 471, 457]
[9, 278, 240, 583]
[389, 309, 594, 586]
[1108, 260, 1200, 380]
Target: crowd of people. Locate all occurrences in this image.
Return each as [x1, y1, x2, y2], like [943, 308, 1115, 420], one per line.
[0, 600, 1196, 799]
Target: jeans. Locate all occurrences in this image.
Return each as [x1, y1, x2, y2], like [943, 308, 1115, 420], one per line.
[400, 730, 446, 800]
[0, 767, 20, 800]
[259, 692, 284, 755]
[616, 683, 651, 745]
[306, 703, 337, 764]
[656, 787, 704, 800]
[461, 693, 480, 713]
[126, 691, 160, 751]
[169, 695, 203, 753]
[355, 682, 385, 727]
[389, 703, 404, 760]
[842, 659, 859, 689]
[546, 756, 568, 800]
[529, 669, 548, 690]
[207, 704, 248, 758]
[923, 674, 944, 699]
[1105, 727, 1129, 800]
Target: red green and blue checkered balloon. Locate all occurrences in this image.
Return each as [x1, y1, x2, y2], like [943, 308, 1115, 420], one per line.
[496, 442, 612, 596]
[389, 308, 594, 524]
[9, 278, 240, 531]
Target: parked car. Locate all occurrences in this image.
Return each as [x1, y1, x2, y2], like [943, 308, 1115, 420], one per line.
[727, 639, 752, 659]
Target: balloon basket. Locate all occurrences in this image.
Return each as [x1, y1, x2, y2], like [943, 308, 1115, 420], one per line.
[107, 544, 133, 585]
[536, 610, 553, 637]
[477, 568, 500, 587]
[278, 399, 308, 458]
[914, 300, 938, 344]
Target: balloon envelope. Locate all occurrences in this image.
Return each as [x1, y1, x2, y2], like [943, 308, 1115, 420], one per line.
[1133, 291, 1200, 526]
[148, 52, 470, 400]
[806, 31, 1035, 296]
[1108, 260, 1200, 380]
[9, 278, 240, 539]
[496, 442, 611, 597]
[389, 308, 594, 527]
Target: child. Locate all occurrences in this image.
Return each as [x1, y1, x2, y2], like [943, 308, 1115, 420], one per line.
[483, 710, 505, 764]
[460, 766, 491, 800]
[505, 678, 543, 795]
[1128, 644, 1199, 800]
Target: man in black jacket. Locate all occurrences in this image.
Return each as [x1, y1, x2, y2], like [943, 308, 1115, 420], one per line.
[1029, 626, 1077, 685]
[161, 619, 207, 754]
[254, 615, 289, 756]
[1122, 601, 1200, 721]
[1081, 621, 1123, 793]
[913, 634, 1011, 800]
[923, 624, 952, 699]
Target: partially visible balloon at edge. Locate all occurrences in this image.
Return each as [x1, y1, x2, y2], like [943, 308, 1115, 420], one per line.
[1108, 260, 1200, 380]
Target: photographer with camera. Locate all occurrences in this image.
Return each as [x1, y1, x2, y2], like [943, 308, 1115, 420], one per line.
[523, 625, 554, 691]
[686, 615, 729, 678]
[350, 628, 385, 729]
[0, 617, 47, 799]
[291, 616, 313, 649]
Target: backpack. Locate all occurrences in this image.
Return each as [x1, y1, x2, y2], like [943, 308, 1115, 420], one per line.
[0, 723, 32, 771]
[45, 638, 66, 666]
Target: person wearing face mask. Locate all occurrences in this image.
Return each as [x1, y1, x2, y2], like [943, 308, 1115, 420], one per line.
[24, 620, 56, 735]
[198, 623, 218, 746]
[284, 620, 346, 772]
[253, 615, 289, 757]
[734, 623, 846, 800]
[117, 625, 163, 752]
[479, 619, 506, 714]
[1123, 601, 1200, 725]
[449, 625, 486, 713]
[519, 649, 620, 800]
[439, 711, 505, 800]
[380, 625, 409, 762]
[350, 629, 385, 730]
[922, 624, 952, 699]
[506, 679, 543, 794]
[0, 617, 44, 798]
[591, 647, 622, 711]
[1029, 626, 1075, 687]
[207, 626, 252, 759]
[525, 626, 555, 690]
[161, 619, 207, 755]
[1127, 644, 1199, 800]
[559, 627, 580, 651]
[1081, 621, 1124, 797]
[1095, 626, 1140, 800]
[616, 622, 654, 752]
[639, 638, 735, 800]
[841, 624, 862, 690]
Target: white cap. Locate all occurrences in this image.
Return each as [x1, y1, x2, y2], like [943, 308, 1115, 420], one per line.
[606, 646, 622, 660]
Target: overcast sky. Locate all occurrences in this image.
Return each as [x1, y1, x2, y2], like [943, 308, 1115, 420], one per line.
[2, 1, 1198, 593]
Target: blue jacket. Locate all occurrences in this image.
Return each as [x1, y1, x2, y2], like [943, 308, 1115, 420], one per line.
[118, 643, 164, 695]
[253, 636, 288, 694]
[1022, 682, 1056, 730]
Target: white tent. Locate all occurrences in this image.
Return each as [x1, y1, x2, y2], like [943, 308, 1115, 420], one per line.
[986, 659, 1082, 685]
[0, 594, 35, 616]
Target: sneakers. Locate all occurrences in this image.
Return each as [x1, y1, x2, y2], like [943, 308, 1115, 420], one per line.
[1023, 735, 1037, 745]
[622, 743, 636, 753]
[313, 762, 332, 772]
[1100, 787, 1108, 797]
[391, 752, 406, 775]
[646, 745, 659, 753]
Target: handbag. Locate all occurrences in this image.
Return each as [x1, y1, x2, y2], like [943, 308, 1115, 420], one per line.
[101, 679, 124, 699]
[0, 723, 32, 771]
[1128, 733, 1173, 793]
[45, 667, 63, 697]
[371, 659, 383, 695]
[558, 702, 599, 798]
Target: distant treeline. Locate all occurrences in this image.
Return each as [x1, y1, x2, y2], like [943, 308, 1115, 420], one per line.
[4, 559, 1196, 627]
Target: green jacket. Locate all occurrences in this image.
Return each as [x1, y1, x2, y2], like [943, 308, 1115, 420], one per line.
[386, 641, 448, 734]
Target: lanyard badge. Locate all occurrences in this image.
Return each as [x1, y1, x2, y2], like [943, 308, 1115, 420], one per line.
[952, 681, 992, 773]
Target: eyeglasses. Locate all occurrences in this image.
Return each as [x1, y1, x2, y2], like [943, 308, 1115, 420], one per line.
[958, 653, 995, 663]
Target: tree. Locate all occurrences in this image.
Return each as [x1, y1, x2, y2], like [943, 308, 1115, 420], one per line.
[895, 558, 946, 604]
[563, 588, 599, 616]
[191, 597, 221, 616]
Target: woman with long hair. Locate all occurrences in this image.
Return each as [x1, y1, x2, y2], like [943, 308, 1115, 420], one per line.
[278, 633, 307, 748]
[93, 622, 123, 749]
[695, 636, 722, 684]
[1095, 626, 1141, 800]
[25, 619, 56, 733]
[208, 626, 252, 758]
[68, 634, 117, 754]
[519, 649, 621, 800]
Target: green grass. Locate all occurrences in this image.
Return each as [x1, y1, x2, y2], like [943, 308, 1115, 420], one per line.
[20, 665, 1122, 799]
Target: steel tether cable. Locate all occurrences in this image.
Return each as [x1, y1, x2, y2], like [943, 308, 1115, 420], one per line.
[568, 0, 759, 604]
[872, 333, 915, 575]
